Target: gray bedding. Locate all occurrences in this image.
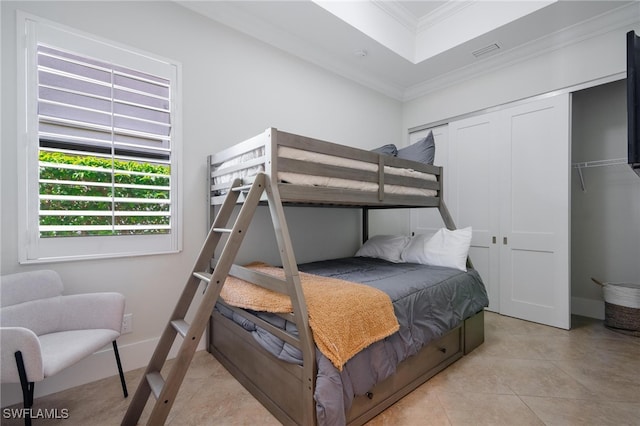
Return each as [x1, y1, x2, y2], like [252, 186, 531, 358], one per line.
[216, 256, 489, 425]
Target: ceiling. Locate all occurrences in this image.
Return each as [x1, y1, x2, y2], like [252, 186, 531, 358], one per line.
[178, 1, 638, 101]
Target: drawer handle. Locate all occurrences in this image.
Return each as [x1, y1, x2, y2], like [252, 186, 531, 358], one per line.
[438, 347, 447, 354]
[366, 392, 373, 400]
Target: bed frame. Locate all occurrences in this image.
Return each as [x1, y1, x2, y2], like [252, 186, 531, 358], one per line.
[206, 128, 485, 425]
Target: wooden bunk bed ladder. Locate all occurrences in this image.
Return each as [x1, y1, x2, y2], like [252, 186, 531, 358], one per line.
[121, 173, 315, 425]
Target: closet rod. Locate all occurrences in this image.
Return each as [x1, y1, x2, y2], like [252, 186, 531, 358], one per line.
[572, 157, 626, 191]
[572, 157, 626, 169]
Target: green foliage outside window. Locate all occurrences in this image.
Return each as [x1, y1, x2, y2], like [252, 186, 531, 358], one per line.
[39, 151, 171, 237]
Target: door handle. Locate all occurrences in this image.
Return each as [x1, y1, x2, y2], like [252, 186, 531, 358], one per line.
[492, 236, 496, 244]
[503, 237, 508, 245]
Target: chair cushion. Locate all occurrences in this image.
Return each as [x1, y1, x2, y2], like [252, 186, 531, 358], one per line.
[1, 297, 63, 336]
[1, 289, 124, 336]
[39, 329, 120, 377]
[1, 270, 63, 307]
[59, 293, 125, 333]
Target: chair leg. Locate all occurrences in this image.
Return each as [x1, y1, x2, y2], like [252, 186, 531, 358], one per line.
[14, 351, 34, 426]
[112, 341, 128, 398]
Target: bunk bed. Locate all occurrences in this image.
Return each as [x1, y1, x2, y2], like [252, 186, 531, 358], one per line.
[206, 128, 489, 425]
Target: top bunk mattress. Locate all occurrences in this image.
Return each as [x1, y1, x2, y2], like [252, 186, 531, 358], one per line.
[208, 128, 442, 208]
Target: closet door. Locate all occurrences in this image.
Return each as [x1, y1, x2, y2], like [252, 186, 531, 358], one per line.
[498, 94, 571, 329]
[448, 115, 501, 312]
[410, 125, 451, 235]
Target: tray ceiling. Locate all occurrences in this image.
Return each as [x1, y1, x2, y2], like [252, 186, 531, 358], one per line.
[178, 1, 638, 100]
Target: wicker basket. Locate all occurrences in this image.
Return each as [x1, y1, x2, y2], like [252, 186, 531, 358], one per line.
[592, 278, 640, 336]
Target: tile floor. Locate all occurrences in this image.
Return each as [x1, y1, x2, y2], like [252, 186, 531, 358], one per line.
[2, 312, 639, 425]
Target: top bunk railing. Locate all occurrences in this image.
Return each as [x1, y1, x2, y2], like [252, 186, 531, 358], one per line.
[209, 128, 443, 208]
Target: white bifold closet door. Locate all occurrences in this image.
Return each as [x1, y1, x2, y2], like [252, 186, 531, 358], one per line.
[447, 113, 501, 314]
[498, 95, 571, 329]
[432, 93, 571, 329]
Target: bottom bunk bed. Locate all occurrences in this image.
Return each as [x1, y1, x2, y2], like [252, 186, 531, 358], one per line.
[208, 255, 489, 425]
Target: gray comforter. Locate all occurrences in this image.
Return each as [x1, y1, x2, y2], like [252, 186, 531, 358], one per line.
[217, 257, 489, 425]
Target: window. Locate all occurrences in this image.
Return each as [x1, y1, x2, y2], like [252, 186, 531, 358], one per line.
[18, 13, 182, 263]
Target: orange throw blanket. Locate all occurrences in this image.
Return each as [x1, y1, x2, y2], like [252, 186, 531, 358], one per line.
[220, 262, 399, 370]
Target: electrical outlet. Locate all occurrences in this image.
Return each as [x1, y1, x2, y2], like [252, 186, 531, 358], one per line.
[121, 313, 133, 334]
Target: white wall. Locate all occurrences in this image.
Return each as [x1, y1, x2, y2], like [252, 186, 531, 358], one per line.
[403, 21, 640, 320]
[0, 1, 401, 405]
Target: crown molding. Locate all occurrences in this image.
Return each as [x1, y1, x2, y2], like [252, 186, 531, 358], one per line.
[371, 0, 417, 34]
[416, 1, 474, 33]
[403, 1, 640, 101]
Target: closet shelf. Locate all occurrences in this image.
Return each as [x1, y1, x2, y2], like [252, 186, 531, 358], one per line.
[572, 157, 626, 191]
[572, 157, 626, 169]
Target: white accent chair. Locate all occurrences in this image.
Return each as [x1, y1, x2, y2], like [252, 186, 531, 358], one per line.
[0, 270, 128, 426]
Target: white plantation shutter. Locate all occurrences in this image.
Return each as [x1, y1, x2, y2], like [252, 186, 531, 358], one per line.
[37, 45, 172, 236]
[19, 14, 182, 262]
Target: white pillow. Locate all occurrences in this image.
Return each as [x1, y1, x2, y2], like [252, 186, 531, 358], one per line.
[424, 227, 472, 271]
[400, 232, 435, 264]
[355, 235, 411, 263]
[401, 227, 472, 271]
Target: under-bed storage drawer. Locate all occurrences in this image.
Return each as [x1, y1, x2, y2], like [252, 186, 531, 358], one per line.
[347, 325, 463, 425]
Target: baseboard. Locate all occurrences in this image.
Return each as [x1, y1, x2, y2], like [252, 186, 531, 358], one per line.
[0, 335, 206, 408]
[0, 298, 604, 407]
[571, 296, 605, 320]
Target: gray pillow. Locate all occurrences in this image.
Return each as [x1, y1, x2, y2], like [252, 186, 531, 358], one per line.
[371, 144, 397, 156]
[397, 131, 435, 164]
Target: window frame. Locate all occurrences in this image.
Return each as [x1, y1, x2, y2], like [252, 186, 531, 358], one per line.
[17, 12, 183, 263]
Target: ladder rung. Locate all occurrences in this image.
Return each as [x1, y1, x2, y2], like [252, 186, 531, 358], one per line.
[231, 184, 253, 192]
[213, 227, 233, 233]
[146, 372, 165, 400]
[171, 319, 190, 338]
[193, 271, 212, 283]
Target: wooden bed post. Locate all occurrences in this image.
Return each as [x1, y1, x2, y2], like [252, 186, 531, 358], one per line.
[263, 176, 317, 426]
[438, 200, 474, 270]
[435, 167, 473, 269]
[437, 200, 456, 231]
[362, 207, 369, 243]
